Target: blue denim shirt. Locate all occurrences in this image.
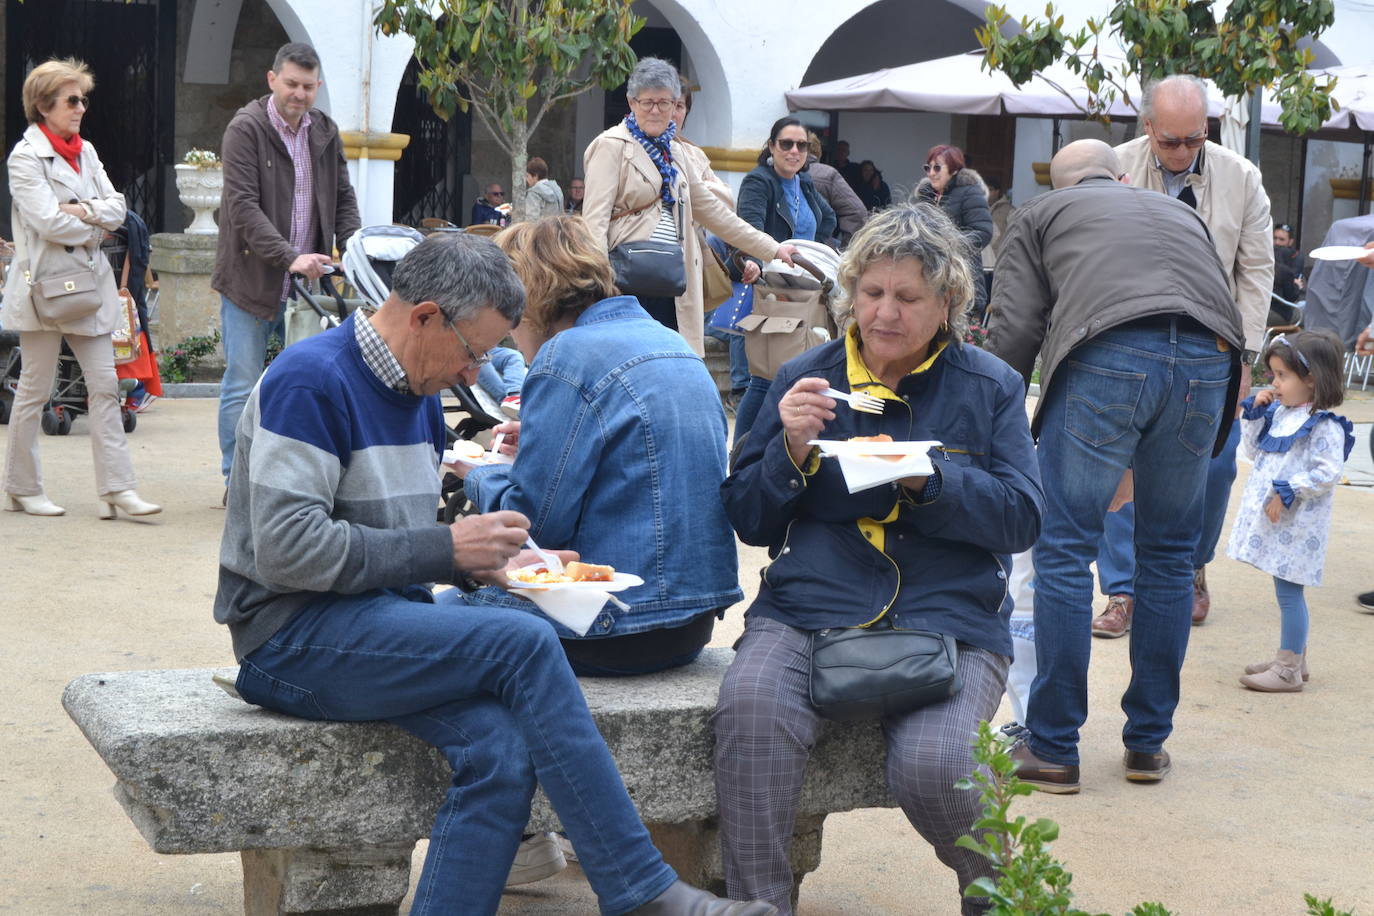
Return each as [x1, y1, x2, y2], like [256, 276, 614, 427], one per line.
[464, 296, 744, 638]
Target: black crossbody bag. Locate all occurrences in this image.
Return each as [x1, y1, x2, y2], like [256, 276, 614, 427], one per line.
[809, 617, 961, 722]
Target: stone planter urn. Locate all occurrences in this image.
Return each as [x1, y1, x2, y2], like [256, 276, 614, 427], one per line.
[174, 164, 223, 235]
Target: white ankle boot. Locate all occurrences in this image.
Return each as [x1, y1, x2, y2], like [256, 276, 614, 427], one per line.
[1239, 650, 1305, 692]
[6, 492, 66, 516]
[99, 490, 162, 519]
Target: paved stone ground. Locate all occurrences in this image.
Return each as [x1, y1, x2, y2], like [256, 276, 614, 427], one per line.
[2, 397, 1373, 915]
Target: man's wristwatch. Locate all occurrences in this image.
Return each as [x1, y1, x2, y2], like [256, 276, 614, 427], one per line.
[1240, 349, 1258, 366]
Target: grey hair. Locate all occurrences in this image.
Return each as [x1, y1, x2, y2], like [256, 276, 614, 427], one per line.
[626, 57, 681, 99]
[391, 233, 525, 325]
[1140, 74, 1208, 122]
[834, 202, 976, 344]
[272, 42, 320, 75]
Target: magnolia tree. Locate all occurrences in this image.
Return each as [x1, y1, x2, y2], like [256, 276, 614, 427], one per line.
[977, 0, 1338, 136]
[375, 0, 644, 219]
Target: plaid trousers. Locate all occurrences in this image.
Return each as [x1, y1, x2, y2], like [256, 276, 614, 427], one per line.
[712, 614, 1008, 915]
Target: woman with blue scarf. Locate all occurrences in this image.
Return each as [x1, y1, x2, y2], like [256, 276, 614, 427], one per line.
[583, 58, 796, 356]
[731, 117, 837, 441]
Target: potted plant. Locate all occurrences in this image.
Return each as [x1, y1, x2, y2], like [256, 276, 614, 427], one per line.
[174, 148, 223, 235]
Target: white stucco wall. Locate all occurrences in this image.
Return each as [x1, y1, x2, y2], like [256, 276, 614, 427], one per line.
[260, 0, 1374, 225]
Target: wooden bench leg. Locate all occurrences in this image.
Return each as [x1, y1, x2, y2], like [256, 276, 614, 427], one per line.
[649, 814, 826, 910]
[241, 843, 414, 916]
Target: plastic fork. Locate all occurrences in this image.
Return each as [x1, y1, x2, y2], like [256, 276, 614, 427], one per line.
[820, 387, 884, 415]
[524, 535, 564, 574]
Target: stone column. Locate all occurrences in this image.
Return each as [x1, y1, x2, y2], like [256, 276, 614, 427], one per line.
[241, 843, 414, 916]
[149, 233, 223, 370]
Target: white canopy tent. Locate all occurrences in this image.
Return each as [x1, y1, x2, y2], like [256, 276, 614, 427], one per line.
[785, 50, 1372, 134]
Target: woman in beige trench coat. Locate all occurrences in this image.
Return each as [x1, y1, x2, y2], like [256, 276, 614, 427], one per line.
[1, 58, 159, 519]
[582, 57, 796, 355]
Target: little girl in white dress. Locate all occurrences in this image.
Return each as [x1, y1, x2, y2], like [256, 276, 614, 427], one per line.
[1227, 330, 1353, 693]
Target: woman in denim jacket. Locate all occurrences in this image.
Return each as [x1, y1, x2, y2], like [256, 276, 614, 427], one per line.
[462, 215, 743, 676]
[712, 204, 1043, 915]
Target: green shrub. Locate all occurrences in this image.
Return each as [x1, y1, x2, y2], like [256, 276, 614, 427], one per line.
[158, 329, 220, 384]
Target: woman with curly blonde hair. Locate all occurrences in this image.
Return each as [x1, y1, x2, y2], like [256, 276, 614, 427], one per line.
[714, 202, 1043, 915]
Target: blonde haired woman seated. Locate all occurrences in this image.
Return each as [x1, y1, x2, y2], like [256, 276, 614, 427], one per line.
[1, 58, 159, 519]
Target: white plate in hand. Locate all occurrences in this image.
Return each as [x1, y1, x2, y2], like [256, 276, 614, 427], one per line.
[1310, 245, 1374, 261]
[441, 443, 514, 469]
[809, 439, 941, 494]
[505, 567, 643, 636]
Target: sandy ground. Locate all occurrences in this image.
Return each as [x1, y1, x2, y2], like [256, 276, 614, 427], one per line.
[2, 396, 1373, 915]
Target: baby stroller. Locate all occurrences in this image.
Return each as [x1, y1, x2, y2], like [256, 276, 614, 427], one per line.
[335, 224, 505, 522]
[0, 230, 138, 435]
[735, 242, 840, 382]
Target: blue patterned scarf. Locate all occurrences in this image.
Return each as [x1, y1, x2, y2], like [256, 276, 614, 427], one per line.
[624, 113, 678, 206]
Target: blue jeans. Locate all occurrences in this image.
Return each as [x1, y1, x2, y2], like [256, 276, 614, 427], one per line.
[704, 322, 749, 393]
[476, 345, 528, 402]
[218, 296, 286, 480]
[1096, 420, 1242, 595]
[1028, 319, 1231, 765]
[235, 589, 677, 915]
[732, 376, 772, 443]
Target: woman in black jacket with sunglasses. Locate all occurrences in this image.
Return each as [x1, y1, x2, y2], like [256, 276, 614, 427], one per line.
[732, 117, 837, 440]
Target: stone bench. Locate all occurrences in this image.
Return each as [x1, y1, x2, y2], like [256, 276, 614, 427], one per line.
[63, 647, 897, 915]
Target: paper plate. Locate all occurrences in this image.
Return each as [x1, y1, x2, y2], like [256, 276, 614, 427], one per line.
[809, 439, 941, 494]
[506, 569, 643, 636]
[1309, 245, 1374, 261]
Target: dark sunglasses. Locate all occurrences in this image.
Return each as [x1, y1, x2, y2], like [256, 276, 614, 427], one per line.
[922, 162, 945, 174]
[772, 138, 808, 152]
[1154, 133, 1206, 151]
[62, 95, 90, 109]
[1276, 223, 1294, 234]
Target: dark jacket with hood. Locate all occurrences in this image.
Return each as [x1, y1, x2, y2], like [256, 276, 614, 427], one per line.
[918, 167, 994, 311]
[212, 96, 360, 319]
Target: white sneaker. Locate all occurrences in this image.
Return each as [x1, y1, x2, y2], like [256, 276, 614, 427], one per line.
[505, 832, 567, 887]
[500, 394, 521, 419]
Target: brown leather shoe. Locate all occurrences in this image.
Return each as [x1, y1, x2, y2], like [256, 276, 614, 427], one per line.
[1009, 739, 1080, 794]
[1123, 748, 1171, 782]
[1191, 567, 1210, 625]
[1091, 594, 1133, 638]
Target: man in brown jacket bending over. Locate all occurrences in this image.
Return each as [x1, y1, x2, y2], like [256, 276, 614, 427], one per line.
[988, 139, 1244, 793]
[211, 41, 360, 487]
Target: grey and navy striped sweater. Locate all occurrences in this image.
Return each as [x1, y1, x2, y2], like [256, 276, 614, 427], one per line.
[213, 316, 457, 661]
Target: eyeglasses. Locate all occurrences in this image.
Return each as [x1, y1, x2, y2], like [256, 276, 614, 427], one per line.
[632, 98, 676, 113]
[62, 95, 90, 109]
[448, 320, 492, 370]
[1151, 130, 1207, 151]
[772, 138, 808, 152]
[922, 162, 944, 174]
[1269, 334, 1310, 371]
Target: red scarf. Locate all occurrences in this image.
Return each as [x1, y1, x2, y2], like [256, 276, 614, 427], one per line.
[38, 123, 82, 173]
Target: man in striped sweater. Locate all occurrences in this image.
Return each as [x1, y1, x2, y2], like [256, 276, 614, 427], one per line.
[213, 233, 773, 916]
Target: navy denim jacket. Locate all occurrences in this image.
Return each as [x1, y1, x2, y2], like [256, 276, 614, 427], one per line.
[722, 335, 1044, 657]
[465, 296, 744, 638]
